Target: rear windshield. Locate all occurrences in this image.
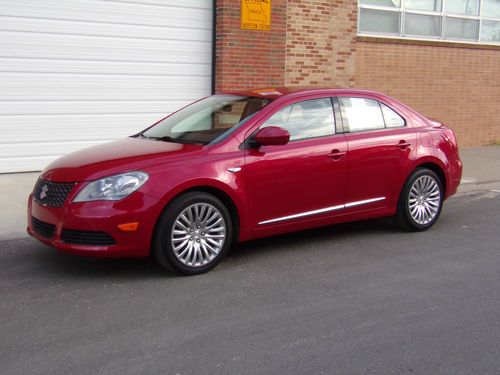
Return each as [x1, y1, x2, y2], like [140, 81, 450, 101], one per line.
[139, 95, 271, 145]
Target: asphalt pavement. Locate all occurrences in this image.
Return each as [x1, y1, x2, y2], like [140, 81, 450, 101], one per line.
[1, 184, 500, 374]
[1, 146, 500, 374]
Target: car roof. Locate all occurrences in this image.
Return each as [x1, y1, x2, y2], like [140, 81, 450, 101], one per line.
[220, 86, 428, 125]
[221, 87, 388, 100]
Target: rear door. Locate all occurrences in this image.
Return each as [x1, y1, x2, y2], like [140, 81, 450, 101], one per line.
[338, 96, 417, 211]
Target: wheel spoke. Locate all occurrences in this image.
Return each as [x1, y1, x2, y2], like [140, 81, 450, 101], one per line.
[206, 217, 223, 229]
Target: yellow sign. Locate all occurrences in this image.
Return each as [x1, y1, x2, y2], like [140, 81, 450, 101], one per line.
[241, 0, 271, 31]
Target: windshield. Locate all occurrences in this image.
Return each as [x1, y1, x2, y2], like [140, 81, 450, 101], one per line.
[140, 95, 271, 145]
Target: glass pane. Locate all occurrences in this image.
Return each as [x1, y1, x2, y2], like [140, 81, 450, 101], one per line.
[444, 0, 479, 15]
[405, 13, 441, 37]
[142, 95, 271, 145]
[405, 0, 442, 12]
[381, 104, 405, 128]
[359, 8, 400, 34]
[483, 0, 500, 18]
[339, 98, 385, 132]
[262, 98, 335, 141]
[445, 17, 479, 40]
[360, 0, 400, 7]
[481, 20, 500, 42]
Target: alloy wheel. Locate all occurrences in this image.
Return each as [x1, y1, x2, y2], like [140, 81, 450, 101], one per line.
[408, 175, 441, 225]
[170, 203, 226, 267]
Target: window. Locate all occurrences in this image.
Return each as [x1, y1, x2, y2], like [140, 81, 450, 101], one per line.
[381, 103, 405, 127]
[339, 98, 406, 131]
[142, 95, 270, 144]
[261, 98, 335, 141]
[359, 0, 500, 44]
[339, 98, 385, 132]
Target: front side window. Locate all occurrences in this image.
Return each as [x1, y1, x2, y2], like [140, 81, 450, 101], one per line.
[358, 0, 500, 44]
[141, 95, 270, 145]
[261, 98, 335, 141]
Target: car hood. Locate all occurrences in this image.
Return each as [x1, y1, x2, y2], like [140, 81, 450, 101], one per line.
[41, 137, 205, 182]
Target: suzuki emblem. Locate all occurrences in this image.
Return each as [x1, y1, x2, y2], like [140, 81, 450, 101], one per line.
[40, 185, 48, 200]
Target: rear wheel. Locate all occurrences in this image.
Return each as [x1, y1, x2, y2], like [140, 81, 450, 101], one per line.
[153, 192, 233, 275]
[395, 168, 443, 231]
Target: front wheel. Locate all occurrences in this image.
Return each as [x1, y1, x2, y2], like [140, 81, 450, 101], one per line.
[395, 168, 443, 231]
[153, 192, 233, 275]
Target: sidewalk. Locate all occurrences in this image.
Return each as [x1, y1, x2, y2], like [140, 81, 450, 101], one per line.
[1, 146, 499, 242]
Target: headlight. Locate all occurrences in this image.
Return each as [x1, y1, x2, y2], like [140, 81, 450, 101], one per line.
[73, 171, 149, 202]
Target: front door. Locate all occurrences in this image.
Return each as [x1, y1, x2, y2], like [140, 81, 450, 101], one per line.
[243, 97, 348, 228]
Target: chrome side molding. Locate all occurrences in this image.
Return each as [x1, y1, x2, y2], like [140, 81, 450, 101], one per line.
[258, 197, 385, 225]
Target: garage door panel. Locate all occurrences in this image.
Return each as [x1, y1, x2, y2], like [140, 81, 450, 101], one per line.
[1, 156, 66, 174]
[0, 113, 163, 143]
[0, 73, 209, 101]
[0, 57, 210, 78]
[1, 31, 211, 64]
[123, 0, 212, 9]
[2, 0, 212, 30]
[0, 140, 112, 159]
[0, 100, 189, 116]
[0, 15, 211, 43]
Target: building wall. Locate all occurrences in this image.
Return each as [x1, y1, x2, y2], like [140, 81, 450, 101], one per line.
[285, 0, 356, 88]
[215, 0, 500, 146]
[356, 40, 500, 147]
[215, 0, 287, 92]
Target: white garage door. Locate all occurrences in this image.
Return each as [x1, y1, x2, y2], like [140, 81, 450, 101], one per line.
[0, 0, 213, 173]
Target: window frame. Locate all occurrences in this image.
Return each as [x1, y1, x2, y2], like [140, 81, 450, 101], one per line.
[358, 0, 500, 45]
[338, 96, 407, 134]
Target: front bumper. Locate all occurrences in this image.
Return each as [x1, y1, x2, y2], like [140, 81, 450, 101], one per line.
[27, 192, 160, 258]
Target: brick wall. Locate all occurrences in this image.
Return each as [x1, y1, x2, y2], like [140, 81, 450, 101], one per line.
[356, 40, 500, 147]
[214, 0, 500, 146]
[285, 0, 357, 87]
[215, 0, 287, 92]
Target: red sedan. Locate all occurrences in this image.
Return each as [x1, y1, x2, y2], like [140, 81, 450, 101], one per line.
[28, 88, 462, 275]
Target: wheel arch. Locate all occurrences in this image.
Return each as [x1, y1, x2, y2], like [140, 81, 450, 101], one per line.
[414, 161, 447, 198]
[150, 179, 245, 255]
[180, 185, 240, 245]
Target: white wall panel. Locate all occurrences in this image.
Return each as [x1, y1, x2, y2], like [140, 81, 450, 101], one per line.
[0, 0, 213, 173]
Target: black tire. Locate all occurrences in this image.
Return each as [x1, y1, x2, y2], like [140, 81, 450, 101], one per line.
[395, 168, 444, 232]
[153, 192, 233, 275]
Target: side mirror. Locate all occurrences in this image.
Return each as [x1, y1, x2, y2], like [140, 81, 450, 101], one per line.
[252, 126, 290, 147]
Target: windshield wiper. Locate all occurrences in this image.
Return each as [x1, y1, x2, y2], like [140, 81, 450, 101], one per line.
[138, 134, 205, 145]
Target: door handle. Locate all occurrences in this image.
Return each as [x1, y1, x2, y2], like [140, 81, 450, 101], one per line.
[328, 149, 346, 160]
[397, 140, 411, 150]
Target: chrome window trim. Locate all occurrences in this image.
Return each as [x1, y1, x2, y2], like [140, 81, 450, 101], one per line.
[258, 197, 386, 225]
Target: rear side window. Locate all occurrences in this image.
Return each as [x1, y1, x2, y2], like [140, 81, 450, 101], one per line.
[381, 103, 405, 128]
[339, 98, 385, 132]
[261, 98, 335, 141]
[339, 97, 406, 132]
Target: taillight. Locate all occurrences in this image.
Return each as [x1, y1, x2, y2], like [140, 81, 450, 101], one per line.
[443, 128, 458, 147]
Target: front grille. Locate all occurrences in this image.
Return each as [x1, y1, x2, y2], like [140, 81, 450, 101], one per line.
[33, 179, 75, 208]
[61, 229, 116, 246]
[32, 217, 56, 239]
